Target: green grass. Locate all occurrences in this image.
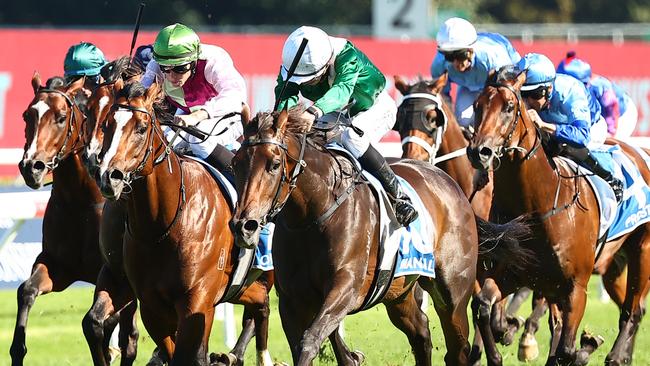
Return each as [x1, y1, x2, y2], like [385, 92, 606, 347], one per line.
[0, 277, 648, 365]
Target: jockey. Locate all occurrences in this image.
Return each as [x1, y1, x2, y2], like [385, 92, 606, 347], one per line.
[517, 53, 624, 201]
[63, 42, 108, 96]
[431, 17, 521, 130]
[557, 52, 638, 139]
[142, 23, 247, 173]
[274, 26, 418, 226]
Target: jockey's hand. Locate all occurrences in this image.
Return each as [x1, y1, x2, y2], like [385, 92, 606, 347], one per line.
[527, 109, 556, 133]
[174, 110, 207, 127]
[300, 110, 316, 125]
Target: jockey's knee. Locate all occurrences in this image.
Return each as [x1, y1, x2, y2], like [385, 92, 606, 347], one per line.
[341, 128, 370, 158]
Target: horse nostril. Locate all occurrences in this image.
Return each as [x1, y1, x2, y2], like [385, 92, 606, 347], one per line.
[109, 169, 124, 181]
[32, 160, 46, 172]
[243, 219, 259, 234]
[479, 147, 493, 158]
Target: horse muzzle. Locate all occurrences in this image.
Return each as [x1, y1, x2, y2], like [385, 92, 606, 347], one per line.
[18, 159, 46, 189]
[466, 144, 495, 171]
[230, 218, 261, 249]
[100, 168, 126, 200]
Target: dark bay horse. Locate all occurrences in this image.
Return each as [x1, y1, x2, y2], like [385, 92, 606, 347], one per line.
[230, 108, 531, 365]
[467, 67, 650, 365]
[97, 79, 274, 365]
[11, 73, 137, 366]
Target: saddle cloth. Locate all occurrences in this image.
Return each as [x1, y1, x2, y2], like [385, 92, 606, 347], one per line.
[185, 156, 274, 302]
[555, 144, 650, 245]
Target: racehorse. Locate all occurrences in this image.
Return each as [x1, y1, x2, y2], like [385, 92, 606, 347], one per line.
[11, 73, 138, 366]
[393, 74, 527, 364]
[230, 107, 532, 365]
[97, 79, 274, 365]
[467, 66, 650, 365]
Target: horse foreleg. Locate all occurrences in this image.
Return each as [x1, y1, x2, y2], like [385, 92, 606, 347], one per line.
[172, 298, 214, 366]
[501, 287, 530, 346]
[606, 229, 650, 365]
[469, 296, 484, 366]
[83, 265, 136, 366]
[554, 282, 588, 366]
[518, 290, 547, 362]
[385, 286, 432, 365]
[328, 326, 365, 366]
[10, 259, 72, 366]
[473, 278, 504, 366]
[139, 304, 176, 364]
[117, 300, 139, 366]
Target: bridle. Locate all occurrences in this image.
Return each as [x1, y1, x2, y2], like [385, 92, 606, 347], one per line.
[479, 82, 542, 168]
[31, 88, 86, 170]
[240, 132, 307, 226]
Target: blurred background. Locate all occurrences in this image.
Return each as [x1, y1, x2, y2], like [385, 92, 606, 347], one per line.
[0, 0, 649, 313]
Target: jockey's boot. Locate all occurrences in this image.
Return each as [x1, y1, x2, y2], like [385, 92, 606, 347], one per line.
[205, 144, 235, 184]
[582, 152, 624, 202]
[358, 145, 418, 226]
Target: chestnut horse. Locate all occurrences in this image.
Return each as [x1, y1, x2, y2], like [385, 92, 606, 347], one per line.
[230, 108, 532, 365]
[11, 74, 138, 366]
[467, 66, 650, 365]
[97, 79, 273, 365]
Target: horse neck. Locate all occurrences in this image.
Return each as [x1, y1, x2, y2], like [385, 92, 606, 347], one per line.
[492, 112, 558, 214]
[51, 152, 103, 204]
[127, 135, 183, 236]
[438, 116, 475, 196]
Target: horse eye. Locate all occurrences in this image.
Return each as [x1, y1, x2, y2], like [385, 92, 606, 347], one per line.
[505, 102, 515, 113]
[135, 123, 148, 135]
[269, 160, 281, 172]
[56, 115, 67, 124]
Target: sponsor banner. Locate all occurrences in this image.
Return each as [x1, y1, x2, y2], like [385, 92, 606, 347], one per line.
[1, 28, 649, 178]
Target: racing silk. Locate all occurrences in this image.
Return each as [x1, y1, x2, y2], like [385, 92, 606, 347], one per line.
[431, 32, 521, 94]
[588, 75, 621, 135]
[274, 38, 386, 117]
[142, 44, 247, 117]
[541, 74, 601, 147]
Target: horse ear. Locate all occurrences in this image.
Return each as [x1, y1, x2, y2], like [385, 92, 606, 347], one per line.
[393, 75, 410, 96]
[145, 82, 160, 105]
[241, 103, 251, 126]
[513, 70, 527, 91]
[31, 72, 42, 94]
[276, 108, 289, 133]
[114, 78, 124, 94]
[431, 72, 448, 93]
[486, 70, 497, 84]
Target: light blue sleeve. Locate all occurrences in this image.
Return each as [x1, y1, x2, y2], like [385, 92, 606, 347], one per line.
[553, 86, 592, 147]
[430, 53, 451, 96]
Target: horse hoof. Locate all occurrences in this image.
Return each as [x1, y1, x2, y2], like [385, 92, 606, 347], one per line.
[469, 345, 482, 366]
[145, 348, 166, 366]
[580, 330, 604, 351]
[108, 346, 121, 364]
[209, 352, 238, 366]
[518, 333, 539, 362]
[502, 316, 524, 346]
[352, 350, 365, 365]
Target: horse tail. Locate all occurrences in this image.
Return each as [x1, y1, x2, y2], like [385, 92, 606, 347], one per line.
[475, 215, 536, 273]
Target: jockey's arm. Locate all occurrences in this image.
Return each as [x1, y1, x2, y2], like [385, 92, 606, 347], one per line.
[430, 53, 452, 99]
[273, 71, 300, 111]
[600, 89, 620, 135]
[311, 56, 361, 115]
[202, 47, 247, 120]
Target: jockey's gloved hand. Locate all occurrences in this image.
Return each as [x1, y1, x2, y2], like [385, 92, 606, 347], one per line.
[174, 113, 201, 127]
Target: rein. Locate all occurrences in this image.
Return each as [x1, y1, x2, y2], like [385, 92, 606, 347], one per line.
[35, 88, 86, 170]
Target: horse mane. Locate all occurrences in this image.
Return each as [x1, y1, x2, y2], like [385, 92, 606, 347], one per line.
[408, 79, 437, 94]
[101, 56, 143, 83]
[246, 105, 312, 138]
[45, 76, 66, 90]
[488, 65, 520, 85]
[116, 80, 170, 122]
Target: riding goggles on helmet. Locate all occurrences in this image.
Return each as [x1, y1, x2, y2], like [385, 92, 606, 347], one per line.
[160, 62, 194, 74]
[441, 49, 471, 62]
[521, 86, 548, 100]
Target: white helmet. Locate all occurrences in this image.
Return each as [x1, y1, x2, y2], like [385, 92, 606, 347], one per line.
[436, 17, 478, 52]
[281, 26, 333, 84]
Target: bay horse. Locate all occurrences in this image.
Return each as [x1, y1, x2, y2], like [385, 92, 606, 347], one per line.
[393, 74, 527, 364]
[97, 79, 274, 365]
[467, 66, 650, 365]
[11, 73, 138, 366]
[230, 107, 532, 365]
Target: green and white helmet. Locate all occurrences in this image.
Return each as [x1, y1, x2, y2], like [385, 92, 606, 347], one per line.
[64, 42, 107, 77]
[153, 23, 201, 66]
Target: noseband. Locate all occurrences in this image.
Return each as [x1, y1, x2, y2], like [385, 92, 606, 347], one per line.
[398, 92, 452, 164]
[33, 88, 85, 170]
[240, 133, 307, 226]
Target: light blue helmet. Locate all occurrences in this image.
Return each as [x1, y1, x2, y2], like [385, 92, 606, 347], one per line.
[556, 55, 592, 84]
[516, 53, 556, 91]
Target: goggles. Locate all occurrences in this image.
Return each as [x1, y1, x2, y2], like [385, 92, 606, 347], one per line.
[441, 49, 471, 62]
[521, 87, 548, 100]
[160, 63, 194, 74]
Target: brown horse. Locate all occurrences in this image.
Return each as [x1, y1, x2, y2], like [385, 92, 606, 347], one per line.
[97, 79, 273, 366]
[11, 73, 138, 366]
[467, 66, 650, 365]
[230, 108, 532, 365]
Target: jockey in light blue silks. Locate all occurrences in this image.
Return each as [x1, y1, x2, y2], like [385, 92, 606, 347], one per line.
[557, 52, 638, 139]
[431, 17, 521, 130]
[517, 53, 624, 202]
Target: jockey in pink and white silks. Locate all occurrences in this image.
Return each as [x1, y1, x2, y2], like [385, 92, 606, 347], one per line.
[142, 23, 247, 172]
[431, 17, 521, 130]
[557, 52, 638, 140]
[274, 26, 418, 227]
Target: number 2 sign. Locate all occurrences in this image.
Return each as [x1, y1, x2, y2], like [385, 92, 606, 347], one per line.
[372, 0, 432, 39]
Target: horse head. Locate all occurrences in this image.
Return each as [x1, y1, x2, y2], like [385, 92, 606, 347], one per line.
[467, 66, 532, 171]
[98, 79, 162, 200]
[231, 108, 309, 249]
[85, 56, 144, 179]
[394, 73, 450, 162]
[19, 72, 86, 189]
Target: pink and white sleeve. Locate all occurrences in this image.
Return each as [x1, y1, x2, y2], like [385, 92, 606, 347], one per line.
[202, 46, 247, 119]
